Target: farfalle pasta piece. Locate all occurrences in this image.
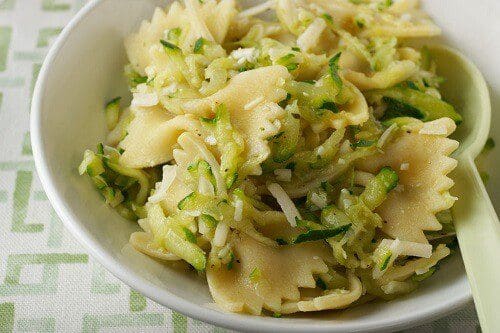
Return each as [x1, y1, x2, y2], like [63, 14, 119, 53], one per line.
[118, 106, 203, 168]
[379, 244, 450, 284]
[307, 0, 441, 39]
[343, 60, 419, 91]
[330, 80, 370, 128]
[238, 102, 286, 176]
[181, 65, 291, 116]
[207, 231, 331, 315]
[361, 17, 441, 39]
[199, 0, 237, 44]
[182, 66, 291, 175]
[281, 271, 363, 314]
[129, 230, 181, 261]
[125, 0, 236, 75]
[358, 129, 459, 243]
[125, 5, 184, 75]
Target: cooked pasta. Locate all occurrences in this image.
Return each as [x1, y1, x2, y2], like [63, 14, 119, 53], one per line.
[79, 0, 462, 316]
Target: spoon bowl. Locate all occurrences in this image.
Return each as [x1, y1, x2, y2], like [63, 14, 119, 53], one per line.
[429, 45, 491, 157]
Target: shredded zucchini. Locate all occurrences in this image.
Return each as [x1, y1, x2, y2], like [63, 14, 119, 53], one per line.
[203, 104, 244, 188]
[360, 166, 398, 210]
[369, 87, 462, 124]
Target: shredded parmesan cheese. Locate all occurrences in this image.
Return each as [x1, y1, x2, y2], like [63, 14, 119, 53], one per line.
[310, 192, 327, 209]
[198, 175, 215, 196]
[132, 92, 159, 107]
[400, 162, 409, 170]
[339, 140, 353, 155]
[148, 165, 177, 203]
[233, 199, 243, 222]
[162, 83, 178, 96]
[267, 183, 301, 227]
[297, 18, 327, 52]
[316, 146, 325, 156]
[377, 123, 398, 148]
[213, 222, 229, 247]
[231, 48, 257, 65]
[238, 0, 275, 17]
[185, 210, 202, 217]
[274, 169, 292, 182]
[204, 135, 217, 146]
[373, 238, 433, 279]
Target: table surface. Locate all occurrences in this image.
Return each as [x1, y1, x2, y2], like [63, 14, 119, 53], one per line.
[0, 1, 487, 332]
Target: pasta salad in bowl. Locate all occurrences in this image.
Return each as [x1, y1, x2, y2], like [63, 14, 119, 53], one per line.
[77, 0, 463, 318]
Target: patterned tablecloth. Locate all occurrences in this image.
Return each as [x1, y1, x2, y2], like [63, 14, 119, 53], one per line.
[0, 1, 482, 332]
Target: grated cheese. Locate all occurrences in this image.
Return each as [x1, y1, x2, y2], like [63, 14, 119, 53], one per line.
[377, 123, 398, 148]
[231, 47, 257, 65]
[198, 175, 215, 196]
[274, 169, 292, 182]
[233, 199, 243, 222]
[310, 192, 327, 209]
[267, 183, 301, 227]
[297, 18, 327, 52]
[213, 222, 229, 247]
[148, 165, 177, 203]
[132, 92, 159, 107]
[238, 0, 275, 17]
[204, 135, 217, 146]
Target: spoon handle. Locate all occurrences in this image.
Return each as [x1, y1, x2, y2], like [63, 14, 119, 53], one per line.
[453, 155, 500, 333]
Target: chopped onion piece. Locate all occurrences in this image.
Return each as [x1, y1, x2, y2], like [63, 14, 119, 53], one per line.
[267, 183, 301, 227]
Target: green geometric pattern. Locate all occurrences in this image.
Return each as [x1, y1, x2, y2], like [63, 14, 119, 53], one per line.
[0, 1, 480, 332]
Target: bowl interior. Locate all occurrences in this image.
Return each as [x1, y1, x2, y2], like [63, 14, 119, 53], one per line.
[32, 0, 471, 331]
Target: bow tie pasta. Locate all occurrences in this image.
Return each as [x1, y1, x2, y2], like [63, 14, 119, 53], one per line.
[79, 0, 464, 316]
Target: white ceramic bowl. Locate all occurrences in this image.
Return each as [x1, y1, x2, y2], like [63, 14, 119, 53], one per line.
[31, 0, 480, 331]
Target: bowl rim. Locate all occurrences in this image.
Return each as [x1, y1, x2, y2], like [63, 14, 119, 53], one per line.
[30, 0, 472, 331]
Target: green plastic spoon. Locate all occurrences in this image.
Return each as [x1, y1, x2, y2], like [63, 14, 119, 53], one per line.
[430, 45, 500, 333]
